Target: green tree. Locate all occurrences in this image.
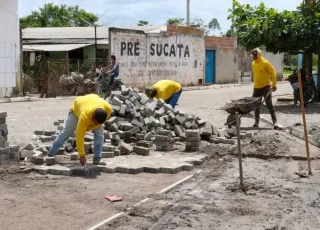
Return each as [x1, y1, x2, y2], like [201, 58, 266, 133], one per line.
[225, 29, 232, 37]
[229, 0, 320, 90]
[20, 3, 98, 28]
[165, 18, 185, 25]
[208, 18, 221, 35]
[137, 20, 149, 26]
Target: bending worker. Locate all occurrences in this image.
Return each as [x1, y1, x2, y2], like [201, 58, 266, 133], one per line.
[251, 48, 282, 129]
[48, 94, 112, 166]
[145, 80, 182, 109]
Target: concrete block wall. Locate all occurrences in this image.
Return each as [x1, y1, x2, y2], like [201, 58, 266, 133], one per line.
[205, 36, 238, 84]
[238, 48, 284, 81]
[109, 27, 205, 88]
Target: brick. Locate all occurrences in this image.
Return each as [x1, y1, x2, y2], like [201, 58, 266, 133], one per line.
[44, 131, 56, 136]
[0, 112, 7, 119]
[22, 142, 36, 151]
[106, 117, 118, 126]
[1, 129, 8, 136]
[10, 151, 20, 161]
[186, 141, 201, 147]
[133, 146, 150, 156]
[58, 119, 64, 124]
[157, 129, 172, 136]
[101, 152, 114, 158]
[119, 104, 127, 117]
[140, 95, 149, 105]
[145, 101, 157, 112]
[0, 124, 7, 131]
[71, 152, 79, 160]
[186, 146, 199, 152]
[155, 135, 171, 142]
[137, 140, 153, 148]
[110, 97, 123, 106]
[46, 157, 56, 166]
[111, 123, 119, 131]
[168, 113, 175, 121]
[195, 119, 206, 127]
[163, 103, 173, 112]
[31, 151, 44, 163]
[117, 94, 127, 102]
[155, 145, 163, 151]
[155, 141, 172, 147]
[144, 117, 151, 126]
[104, 131, 111, 139]
[34, 157, 44, 165]
[144, 132, 153, 141]
[129, 126, 140, 135]
[131, 119, 144, 128]
[174, 125, 184, 137]
[114, 149, 121, 156]
[159, 117, 166, 127]
[10, 145, 19, 152]
[201, 122, 213, 135]
[103, 144, 115, 152]
[185, 130, 200, 137]
[186, 136, 201, 142]
[119, 141, 133, 154]
[20, 150, 35, 158]
[112, 105, 121, 114]
[184, 121, 193, 129]
[135, 133, 145, 140]
[34, 131, 45, 135]
[54, 121, 59, 126]
[0, 118, 6, 125]
[57, 125, 64, 131]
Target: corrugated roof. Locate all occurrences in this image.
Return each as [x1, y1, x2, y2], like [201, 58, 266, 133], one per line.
[23, 44, 92, 52]
[22, 26, 167, 40]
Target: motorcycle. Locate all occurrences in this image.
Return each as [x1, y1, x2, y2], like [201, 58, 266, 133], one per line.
[287, 68, 317, 104]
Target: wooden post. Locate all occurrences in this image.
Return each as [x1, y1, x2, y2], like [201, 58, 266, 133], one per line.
[298, 69, 312, 175]
[235, 112, 244, 190]
[77, 59, 80, 73]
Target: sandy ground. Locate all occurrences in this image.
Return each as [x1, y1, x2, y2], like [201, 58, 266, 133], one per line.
[105, 133, 320, 230]
[2, 83, 320, 230]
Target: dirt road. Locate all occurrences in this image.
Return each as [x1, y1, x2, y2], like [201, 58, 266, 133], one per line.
[1, 83, 320, 230]
[105, 138, 320, 230]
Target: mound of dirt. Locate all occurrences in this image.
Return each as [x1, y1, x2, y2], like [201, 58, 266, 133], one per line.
[240, 131, 293, 159]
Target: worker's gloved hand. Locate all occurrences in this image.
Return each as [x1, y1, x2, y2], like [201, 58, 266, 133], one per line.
[79, 156, 86, 166]
[272, 86, 277, 92]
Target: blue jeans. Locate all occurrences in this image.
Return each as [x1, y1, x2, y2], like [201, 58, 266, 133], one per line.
[109, 72, 119, 86]
[165, 88, 182, 109]
[48, 112, 104, 161]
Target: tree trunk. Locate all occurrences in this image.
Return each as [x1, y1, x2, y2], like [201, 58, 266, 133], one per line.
[318, 54, 320, 100]
[306, 51, 313, 78]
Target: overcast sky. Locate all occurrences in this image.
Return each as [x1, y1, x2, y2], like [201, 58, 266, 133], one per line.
[18, 0, 303, 33]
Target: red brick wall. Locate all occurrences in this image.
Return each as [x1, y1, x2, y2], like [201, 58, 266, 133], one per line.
[166, 25, 204, 36]
[205, 36, 235, 52]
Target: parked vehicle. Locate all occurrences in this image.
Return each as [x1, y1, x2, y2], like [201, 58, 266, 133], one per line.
[287, 68, 317, 104]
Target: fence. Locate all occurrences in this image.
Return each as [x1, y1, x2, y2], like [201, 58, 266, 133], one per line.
[23, 56, 111, 97]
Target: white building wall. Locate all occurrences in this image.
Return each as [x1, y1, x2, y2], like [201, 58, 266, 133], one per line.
[109, 28, 205, 88]
[0, 0, 19, 98]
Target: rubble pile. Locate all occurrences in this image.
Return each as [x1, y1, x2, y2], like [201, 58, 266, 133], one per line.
[0, 112, 20, 165]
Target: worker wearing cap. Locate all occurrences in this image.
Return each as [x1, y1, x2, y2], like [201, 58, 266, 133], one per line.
[48, 94, 112, 166]
[251, 48, 281, 129]
[145, 80, 182, 109]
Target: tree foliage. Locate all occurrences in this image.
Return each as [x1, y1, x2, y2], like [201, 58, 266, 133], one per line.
[20, 3, 98, 28]
[208, 18, 221, 35]
[229, 0, 320, 54]
[137, 20, 149, 26]
[165, 18, 185, 25]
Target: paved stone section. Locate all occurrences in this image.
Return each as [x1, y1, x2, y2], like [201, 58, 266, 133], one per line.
[32, 152, 208, 176]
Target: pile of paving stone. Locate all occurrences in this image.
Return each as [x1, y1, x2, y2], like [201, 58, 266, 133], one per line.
[0, 112, 20, 165]
[25, 86, 255, 166]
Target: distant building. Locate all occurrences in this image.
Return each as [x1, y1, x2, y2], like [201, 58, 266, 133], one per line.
[0, 0, 21, 98]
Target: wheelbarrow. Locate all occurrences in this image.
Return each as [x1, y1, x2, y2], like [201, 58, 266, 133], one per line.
[219, 93, 270, 128]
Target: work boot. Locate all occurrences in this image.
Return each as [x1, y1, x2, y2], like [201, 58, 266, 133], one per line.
[92, 159, 106, 166]
[253, 120, 259, 128]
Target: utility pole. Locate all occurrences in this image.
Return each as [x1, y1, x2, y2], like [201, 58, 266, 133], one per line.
[81, 18, 97, 59]
[186, 0, 190, 26]
[231, 0, 235, 37]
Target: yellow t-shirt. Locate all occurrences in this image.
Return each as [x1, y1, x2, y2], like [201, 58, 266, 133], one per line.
[71, 94, 112, 156]
[152, 80, 181, 100]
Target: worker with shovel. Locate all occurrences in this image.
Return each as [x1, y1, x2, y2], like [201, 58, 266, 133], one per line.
[145, 80, 182, 109]
[47, 94, 112, 166]
[251, 48, 283, 129]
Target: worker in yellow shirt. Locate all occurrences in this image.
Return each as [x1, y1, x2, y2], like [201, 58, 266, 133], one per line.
[145, 80, 182, 109]
[251, 48, 281, 129]
[48, 94, 113, 166]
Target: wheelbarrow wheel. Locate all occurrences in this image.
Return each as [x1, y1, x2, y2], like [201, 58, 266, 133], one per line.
[226, 114, 241, 128]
